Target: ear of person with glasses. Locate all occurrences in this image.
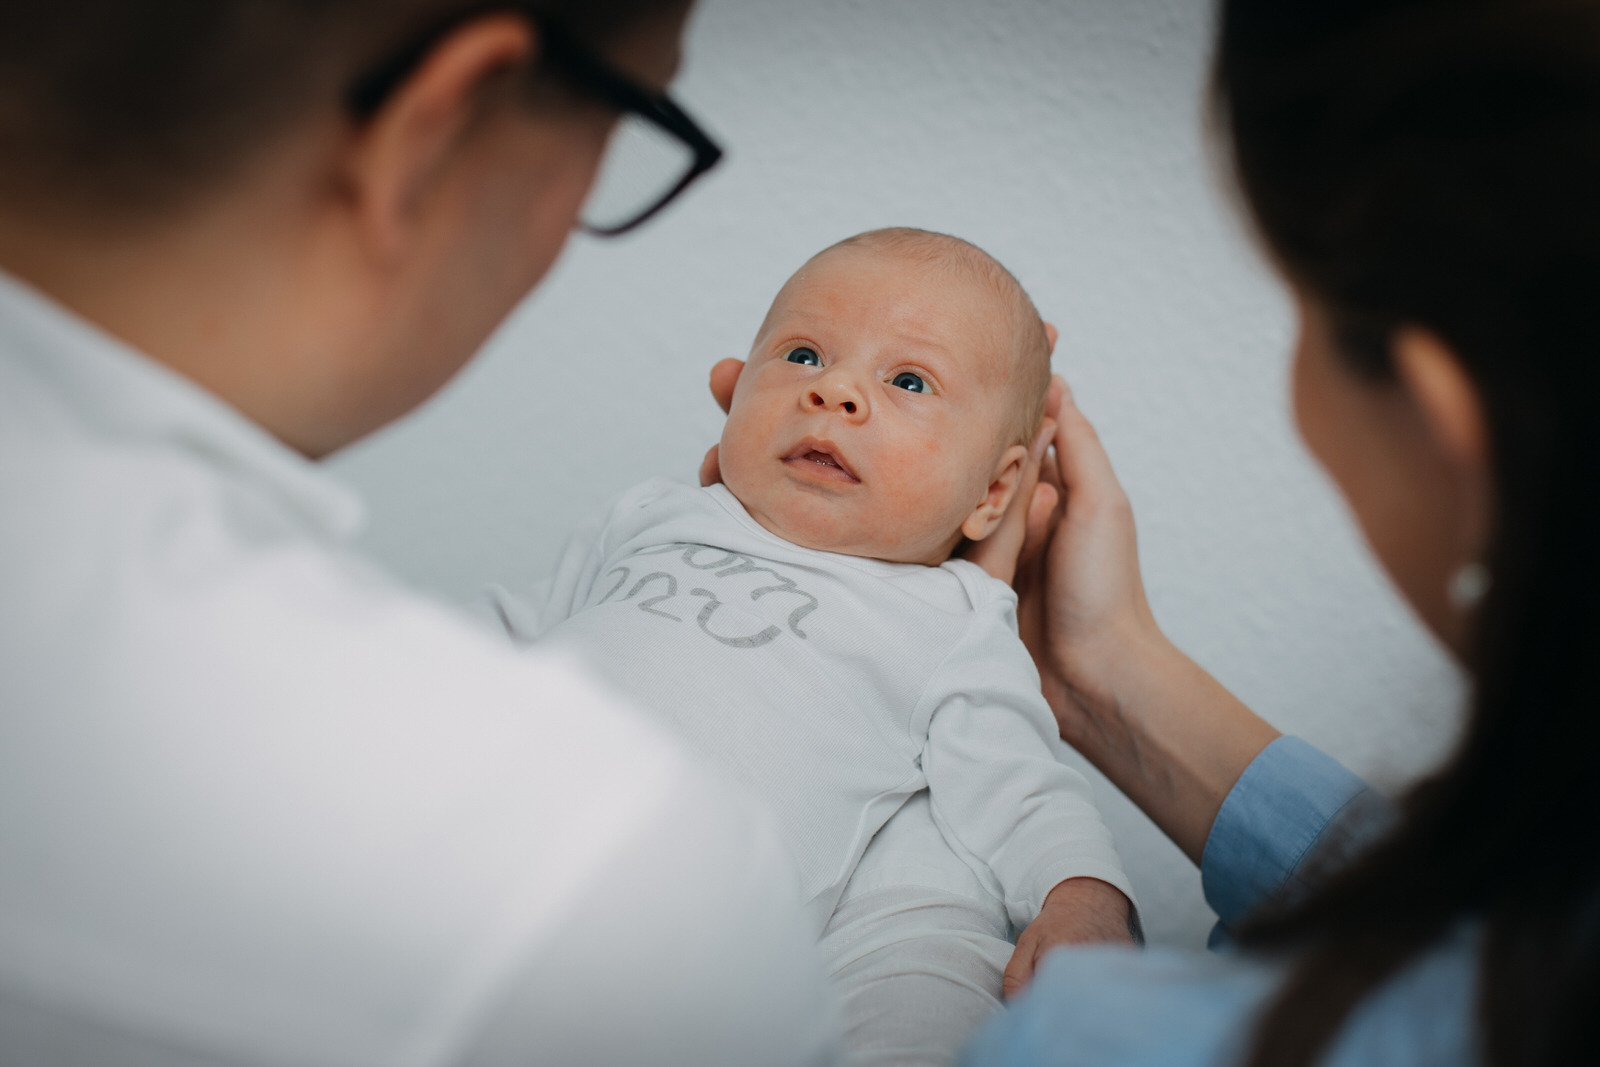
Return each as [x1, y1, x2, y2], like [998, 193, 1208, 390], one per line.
[0, 3, 839, 1066]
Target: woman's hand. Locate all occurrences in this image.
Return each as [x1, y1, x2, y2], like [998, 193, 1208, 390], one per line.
[1012, 380, 1163, 752]
[699, 358, 744, 486]
[993, 377, 1282, 865]
[967, 376, 1159, 737]
[960, 414, 1060, 586]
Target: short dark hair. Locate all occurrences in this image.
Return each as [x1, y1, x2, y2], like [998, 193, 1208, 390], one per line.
[0, 0, 676, 219]
[1215, 2, 1600, 1066]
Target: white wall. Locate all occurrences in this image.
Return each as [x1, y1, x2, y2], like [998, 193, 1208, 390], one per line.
[329, 0, 1467, 948]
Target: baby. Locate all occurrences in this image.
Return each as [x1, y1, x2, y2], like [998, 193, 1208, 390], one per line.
[488, 229, 1133, 1064]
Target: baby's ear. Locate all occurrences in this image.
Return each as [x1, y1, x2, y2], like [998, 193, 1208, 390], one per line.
[1043, 322, 1059, 355]
[961, 444, 1030, 543]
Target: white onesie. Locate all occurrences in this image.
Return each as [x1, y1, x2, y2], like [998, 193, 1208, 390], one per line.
[490, 477, 1132, 938]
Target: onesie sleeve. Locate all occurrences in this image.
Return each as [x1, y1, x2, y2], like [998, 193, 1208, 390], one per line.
[918, 584, 1135, 932]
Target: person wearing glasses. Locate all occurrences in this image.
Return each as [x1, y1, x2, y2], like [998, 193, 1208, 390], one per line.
[0, 3, 834, 1066]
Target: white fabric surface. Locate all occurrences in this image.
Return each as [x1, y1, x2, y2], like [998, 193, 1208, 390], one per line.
[822, 790, 1015, 1067]
[486, 477, 1133, 935]
[0, 270, 838, 1067]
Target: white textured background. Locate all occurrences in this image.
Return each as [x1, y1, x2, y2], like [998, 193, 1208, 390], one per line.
[329, 0, 1467, 948]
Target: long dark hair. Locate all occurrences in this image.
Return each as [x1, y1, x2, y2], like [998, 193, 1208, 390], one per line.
[1215, 1, 1600, 1064]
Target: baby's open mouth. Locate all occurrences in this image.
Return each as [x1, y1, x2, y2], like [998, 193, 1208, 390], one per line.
[783, 439, 860, 484]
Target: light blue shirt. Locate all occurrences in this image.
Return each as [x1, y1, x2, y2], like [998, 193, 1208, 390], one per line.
[960, 737, 1481, 1065]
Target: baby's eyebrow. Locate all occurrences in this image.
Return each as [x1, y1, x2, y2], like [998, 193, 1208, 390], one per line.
[881, 328, 956, 360]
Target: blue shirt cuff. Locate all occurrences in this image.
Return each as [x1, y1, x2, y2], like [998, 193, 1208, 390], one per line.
[1201, 736, 1372, 930]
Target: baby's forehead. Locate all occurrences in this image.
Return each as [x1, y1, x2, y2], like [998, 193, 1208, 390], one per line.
[788, 244, 1022, 347]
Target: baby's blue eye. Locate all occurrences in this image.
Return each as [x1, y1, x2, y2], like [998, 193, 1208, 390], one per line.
[891, 372, 928, 393]
[785, 347, 821, 366]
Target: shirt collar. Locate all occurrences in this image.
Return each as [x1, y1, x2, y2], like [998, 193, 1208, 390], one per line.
[0, 268, 365, 540]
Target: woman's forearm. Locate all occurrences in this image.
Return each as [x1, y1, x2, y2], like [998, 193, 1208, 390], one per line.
[1010, 377, 1282, 867]
[1048, 625, 1281, 866]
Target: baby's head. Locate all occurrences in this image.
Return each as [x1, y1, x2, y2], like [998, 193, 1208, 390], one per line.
[719, 228, 1052, 565]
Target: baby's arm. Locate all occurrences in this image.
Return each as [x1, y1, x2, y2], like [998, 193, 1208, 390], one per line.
[919, 596, 1137, 990]
[1003, 874, 1132, 998]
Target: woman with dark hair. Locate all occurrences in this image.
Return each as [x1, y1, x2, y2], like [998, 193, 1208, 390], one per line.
[958, 0, 1600, 1063]
[0, 2, 835, 1064]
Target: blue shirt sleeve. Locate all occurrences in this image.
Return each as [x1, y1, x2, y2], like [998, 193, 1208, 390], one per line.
[958, 738, 1478, 1067]
[1202, 736, 1392, 934]
[958, 928, 1480, 1067]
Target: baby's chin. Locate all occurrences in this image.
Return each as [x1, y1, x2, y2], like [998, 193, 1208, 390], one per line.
[723, 481, 960, 567]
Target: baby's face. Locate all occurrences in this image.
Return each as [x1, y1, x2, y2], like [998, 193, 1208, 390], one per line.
[720, 246, 1026, 565]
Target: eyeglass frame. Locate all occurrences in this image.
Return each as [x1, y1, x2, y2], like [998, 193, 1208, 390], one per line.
[346, 6, 724, 237]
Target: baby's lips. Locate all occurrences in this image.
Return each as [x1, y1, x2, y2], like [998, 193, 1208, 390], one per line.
[783, 437, 861, 482]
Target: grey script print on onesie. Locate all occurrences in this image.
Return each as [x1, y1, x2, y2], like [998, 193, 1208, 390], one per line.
[595, 543, 819, 649]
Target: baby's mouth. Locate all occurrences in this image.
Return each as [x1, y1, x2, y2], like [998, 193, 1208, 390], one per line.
[783, 439, 860, 484]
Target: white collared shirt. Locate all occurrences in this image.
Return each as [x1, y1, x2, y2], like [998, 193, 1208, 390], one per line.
[0, 271, 837, 1067]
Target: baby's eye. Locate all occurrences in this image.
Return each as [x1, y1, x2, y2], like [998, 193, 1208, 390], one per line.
[785, 347, 821, 366]
[891, 372, 928, 394]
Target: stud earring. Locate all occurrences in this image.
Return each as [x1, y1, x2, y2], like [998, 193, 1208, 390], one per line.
[1448, 562, 1492, 611]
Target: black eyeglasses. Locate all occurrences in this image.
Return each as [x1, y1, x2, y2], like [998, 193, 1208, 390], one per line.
[347, 8, 724, 237]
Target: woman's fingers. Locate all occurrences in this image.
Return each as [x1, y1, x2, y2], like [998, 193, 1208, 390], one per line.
[963, 417, 1055, 584]
[1016, 473, 1060, 575]
[1050, 376, 1120, 502]
[1043, 371, 1064, 422]
[699, 360, 742, 485]
[1032, 379, 1068, 503]
[699, 443, 722, 487]
[708, 358, 744, 415]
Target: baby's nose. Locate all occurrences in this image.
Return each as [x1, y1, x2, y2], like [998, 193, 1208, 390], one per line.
[808, 389, 857, 414]
[806, 371, 868, 417]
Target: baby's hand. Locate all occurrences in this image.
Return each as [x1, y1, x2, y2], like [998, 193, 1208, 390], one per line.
[1002, 877, 1134, 1000]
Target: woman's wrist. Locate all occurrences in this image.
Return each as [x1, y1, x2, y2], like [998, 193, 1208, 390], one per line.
[1048, 611, 1169, 758]
[1048, 622, 1280, 866]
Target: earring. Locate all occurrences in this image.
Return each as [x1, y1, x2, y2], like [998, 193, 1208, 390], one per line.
[1448, 562, 1492, 611]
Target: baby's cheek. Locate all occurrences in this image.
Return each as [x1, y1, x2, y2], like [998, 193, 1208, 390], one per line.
[883, 432, 944, 475]
[721, 398, 770, 464]
[881, 441, 969, 522]
[720, 437, 759, 498]
[717, 418, 761, 496]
